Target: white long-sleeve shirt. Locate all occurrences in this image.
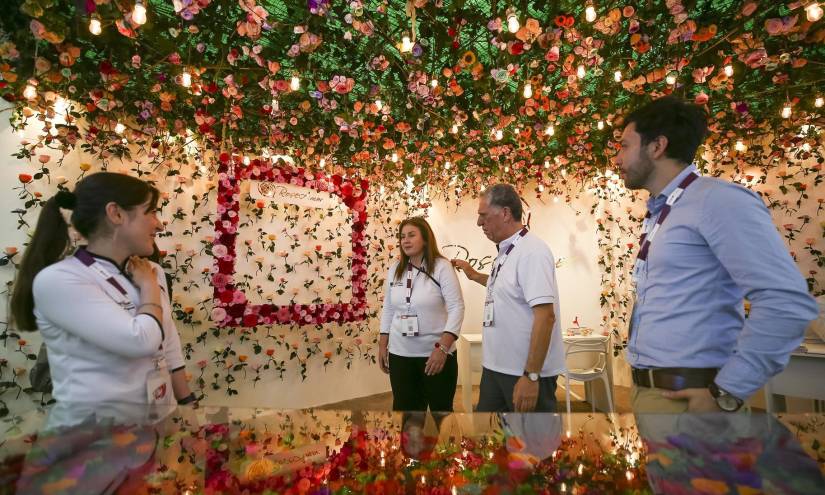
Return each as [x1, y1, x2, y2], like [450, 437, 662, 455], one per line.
[32, 251, 185, 405]
[379, 257, 465, 357]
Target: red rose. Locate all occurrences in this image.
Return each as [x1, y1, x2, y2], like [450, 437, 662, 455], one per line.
[18, 173, 32, 183]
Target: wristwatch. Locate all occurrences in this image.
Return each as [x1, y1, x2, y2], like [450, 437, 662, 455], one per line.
[708, 382, 744, 412]
[523, 371, 540, 382]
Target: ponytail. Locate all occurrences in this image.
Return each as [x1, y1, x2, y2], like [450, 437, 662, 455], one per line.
[9, 172, 157, 331]
[10, 195, 71, 330]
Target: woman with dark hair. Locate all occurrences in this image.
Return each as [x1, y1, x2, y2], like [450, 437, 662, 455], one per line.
[378, 217, 465, 412]
[10, 172, 196, 407]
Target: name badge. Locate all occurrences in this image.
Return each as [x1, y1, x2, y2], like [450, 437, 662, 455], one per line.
[146, 368, 170, 405]
[400, 314, 420, 336]
[483, 299, 495, 327]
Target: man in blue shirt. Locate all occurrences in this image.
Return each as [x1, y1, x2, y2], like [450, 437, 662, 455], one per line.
[617, 96, 818, 413]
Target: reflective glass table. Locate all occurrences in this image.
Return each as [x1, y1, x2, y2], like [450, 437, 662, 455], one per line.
[1, 403, 823, 494]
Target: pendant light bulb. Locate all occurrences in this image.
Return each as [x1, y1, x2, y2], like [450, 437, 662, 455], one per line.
[132, 0, 147, 25]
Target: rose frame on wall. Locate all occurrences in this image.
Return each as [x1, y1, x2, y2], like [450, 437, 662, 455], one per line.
[212, 152, 369, 327]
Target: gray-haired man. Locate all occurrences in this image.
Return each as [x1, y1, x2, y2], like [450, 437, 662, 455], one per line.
[453, 184, 566, 412]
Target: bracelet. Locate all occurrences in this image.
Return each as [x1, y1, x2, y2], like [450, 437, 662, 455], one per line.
[177, 393, 197, 405]
[138, 302, 163, 312]
[434, 342, 452, 356]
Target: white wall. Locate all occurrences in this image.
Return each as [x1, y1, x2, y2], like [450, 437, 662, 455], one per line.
[427, 194, 603, 338]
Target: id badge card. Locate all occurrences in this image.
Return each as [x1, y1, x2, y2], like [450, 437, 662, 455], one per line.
[483, 299, 495, 326]
[146, 362, 172, 406]
[400, 313, 420, 336]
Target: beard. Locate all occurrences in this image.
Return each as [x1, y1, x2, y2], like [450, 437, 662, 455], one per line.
[623, 151, 655, 190]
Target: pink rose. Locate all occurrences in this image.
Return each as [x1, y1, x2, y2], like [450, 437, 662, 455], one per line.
[211, 307, 227, 322]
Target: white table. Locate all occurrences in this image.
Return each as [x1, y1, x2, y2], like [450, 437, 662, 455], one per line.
[764, 341, 825, 413]
[457, 333, 483, 413]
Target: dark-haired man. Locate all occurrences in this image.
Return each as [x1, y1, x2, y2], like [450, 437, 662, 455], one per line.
[617, 96, 817, 413]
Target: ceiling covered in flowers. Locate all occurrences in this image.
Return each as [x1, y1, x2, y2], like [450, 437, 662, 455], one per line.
[0, 0, 823, 188]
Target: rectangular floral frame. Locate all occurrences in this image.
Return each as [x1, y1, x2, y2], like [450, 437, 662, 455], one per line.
[211, 153, 369, 327]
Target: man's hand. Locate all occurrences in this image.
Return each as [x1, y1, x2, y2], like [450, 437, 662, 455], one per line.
[661, 388, 722, 412]
[512, 376, 539, 412]
[451, 259, 475, 277]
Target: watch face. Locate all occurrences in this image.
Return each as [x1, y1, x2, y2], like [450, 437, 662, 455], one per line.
[528, 373, 539, 381]
[717, 395, 740, 412]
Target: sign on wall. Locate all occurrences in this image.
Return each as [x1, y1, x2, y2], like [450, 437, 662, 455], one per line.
[250, 180, 341, 210]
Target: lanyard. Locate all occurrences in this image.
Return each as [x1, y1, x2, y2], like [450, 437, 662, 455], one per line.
[404, 261, 428, 310]
[488, 227, 528, 293]
[633, 171, 699, 277]
[74, 248, 134, 309]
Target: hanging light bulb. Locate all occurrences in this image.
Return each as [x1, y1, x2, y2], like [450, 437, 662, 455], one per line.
[545, 124, 555, 136]
[400, 36, 413, 53]
[815, 96, 824, 108]
[523, 83, 532, 99]
[666, 73, 677, 85]
[544, 160, 550, 169]
[495, 129, 503, 140]
[391, 153, 398, 162]
[585, 5, 597, 23]
[375, 99, 383, 110]
[806, 2, 824, 22]
[181, 70, 192, 88]
[290, 76, 300, 91]
[243, 156, 251, 166]
[614, 70, 622, 82]
[577, 65, 586, 79]
[89, 14, 102, 35]
[271, 98, 279, 112]
[23, 83, 37, 100]
[430, 79, 438, 88]
[782, 103, 792, 119]
[735, 140, 745, 152]
[723, 65, 733, 77]
[597, 120, 604, 130]
[132, 0, 147, 25]
[444, 161, 451, 170]
[114, 122, 126, 134]
[319, 158, 326, 167]
[507, 11, 520, 33]
[414, 166, 422, 175]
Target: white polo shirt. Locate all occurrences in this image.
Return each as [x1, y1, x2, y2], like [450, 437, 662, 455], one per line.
[379, 257, 465, 357]
[32, 252, 185, 405]
[482, 230, 566, 377]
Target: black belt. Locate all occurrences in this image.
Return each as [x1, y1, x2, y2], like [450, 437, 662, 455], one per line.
[631, 367, 718, 391]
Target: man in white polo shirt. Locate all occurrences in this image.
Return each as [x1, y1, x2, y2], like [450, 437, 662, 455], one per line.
[452, 184, 566, 412]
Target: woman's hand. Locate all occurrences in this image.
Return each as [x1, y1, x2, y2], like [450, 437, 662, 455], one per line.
[378, 335, 390, 374]
[425, 348, 447, 375]
[128, 256, 158, 290]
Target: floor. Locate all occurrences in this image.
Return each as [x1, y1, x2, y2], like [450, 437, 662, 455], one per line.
[321, 383, 633, 413]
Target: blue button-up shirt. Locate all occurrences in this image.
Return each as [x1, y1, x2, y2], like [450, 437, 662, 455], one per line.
[627, 164, 818, 399]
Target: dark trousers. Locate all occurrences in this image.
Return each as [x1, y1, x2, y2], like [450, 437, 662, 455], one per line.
[388, 353, 457, 412]
[476, 367, 558, 412]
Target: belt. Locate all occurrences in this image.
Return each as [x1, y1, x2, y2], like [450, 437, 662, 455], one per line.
[631, 367, 718, 391]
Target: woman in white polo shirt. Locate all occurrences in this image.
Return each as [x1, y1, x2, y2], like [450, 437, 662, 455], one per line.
[10, 172, 196, 408]
[379, 217, 465, 411]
